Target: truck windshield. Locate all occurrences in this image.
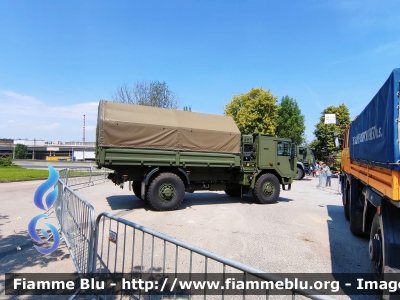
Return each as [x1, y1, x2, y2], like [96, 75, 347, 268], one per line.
[310, 149, 315, 162]
[277, 142, 291, 156]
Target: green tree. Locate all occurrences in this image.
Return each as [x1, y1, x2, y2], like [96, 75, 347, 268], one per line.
[275, 96, 305, 145]
[224, 88, 279, 135]
[0, 155, 12, 166]
[14, 144, 28, 159]
[310, 104, 350, 163]
[112, 81, 179, 109]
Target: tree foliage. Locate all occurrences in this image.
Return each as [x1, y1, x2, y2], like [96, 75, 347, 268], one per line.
[275, 96, 305, 145]
[112, 81, 178, 109]
[0, 155, 12, 166]
[14, 144, 28, 159]
[224, 88, 279, 135]
[310, 104, 351, 162]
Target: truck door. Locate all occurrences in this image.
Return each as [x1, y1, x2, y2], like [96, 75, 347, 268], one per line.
[277, 141, 295, 176]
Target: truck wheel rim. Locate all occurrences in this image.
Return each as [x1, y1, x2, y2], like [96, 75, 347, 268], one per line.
[262, 182, 274, 197]
[159, 183, 176, 202]
[369, 231, 382, 272]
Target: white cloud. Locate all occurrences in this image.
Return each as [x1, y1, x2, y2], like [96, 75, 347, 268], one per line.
[0, 90, 43, 104]
[85, 125, 96, 131]
[372, 40, 400, 54]
[304, 85, 323, 111]
[328, 39, 400, 66]
[7, 120, 16, 123]
[0, 91, 99, 121]
[47, 102, 99, 120]
[36, 123, 61, 130]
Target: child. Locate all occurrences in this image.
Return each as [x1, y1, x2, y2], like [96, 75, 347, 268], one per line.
[323, 164, 332, 187]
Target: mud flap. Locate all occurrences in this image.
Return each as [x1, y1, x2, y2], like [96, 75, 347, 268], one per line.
[281, 184, 291, 191]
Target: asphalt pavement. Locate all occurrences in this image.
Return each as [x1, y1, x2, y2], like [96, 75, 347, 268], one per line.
[0, 174, 378, 299]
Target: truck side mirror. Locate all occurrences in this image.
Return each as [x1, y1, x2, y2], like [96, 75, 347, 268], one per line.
[333, 131, 340, 148]
[291, 144, 296, 159]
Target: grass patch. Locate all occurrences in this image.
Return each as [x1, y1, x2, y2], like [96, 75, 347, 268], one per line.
[68, 169, 91, 177]
[0, 165, 50, 182]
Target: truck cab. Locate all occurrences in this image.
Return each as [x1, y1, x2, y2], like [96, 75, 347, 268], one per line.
[295, 146, 314, 180]
[240, 134, 296, 184]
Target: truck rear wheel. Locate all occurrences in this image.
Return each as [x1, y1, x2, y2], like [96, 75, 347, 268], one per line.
[253, 173, 280, 204]
[147, 173, 185, 211]
[225, 186, 242, 197]
[369, 213, 384, 278]
[294, 167, 304, 180]
[132, 181, 144, 200]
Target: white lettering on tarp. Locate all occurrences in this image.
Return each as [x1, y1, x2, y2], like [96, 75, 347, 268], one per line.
[352, 126, 382, 145]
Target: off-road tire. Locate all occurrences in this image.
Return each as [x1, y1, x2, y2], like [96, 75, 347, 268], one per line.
[295, 167, 304, 180]
[132, 181, 145, 200]
[225, 186, 242, 197]
[147, 173, 185, 211]
[253, 173, 280, 204]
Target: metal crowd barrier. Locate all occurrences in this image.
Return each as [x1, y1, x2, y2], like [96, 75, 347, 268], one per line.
[59, 166, 109, 187]
[61, 186, 96, 274]
[316, 173, 341, 195]
[53, 179, 65, 224]
[52, 173, 338, 299]
[90, 212, 336, 300]
[58, 168, 68, 185]
[53, 179, 96, 274]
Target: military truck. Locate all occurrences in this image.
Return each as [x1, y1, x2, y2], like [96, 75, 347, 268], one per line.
[340, 68, 400, 280]
[96, 100, 296, 211]
[295, 146, 315, 180]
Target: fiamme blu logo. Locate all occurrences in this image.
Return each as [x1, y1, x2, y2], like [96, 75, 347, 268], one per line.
[28, 165, 61, 255]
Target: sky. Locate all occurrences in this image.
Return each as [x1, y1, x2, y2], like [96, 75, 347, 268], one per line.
[0, 0, 399, 143]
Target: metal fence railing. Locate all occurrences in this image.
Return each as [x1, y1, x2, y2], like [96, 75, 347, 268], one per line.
[58, 168, 68, 185]
[58, 167, 109, 187]
[316, 173, 341, 195]
[51, 171, 338, 299]
[53, 179, 65, 226]
[61, 186, 96, 274]
[53, 178, 96, 275]
[90, 212, 337, 300]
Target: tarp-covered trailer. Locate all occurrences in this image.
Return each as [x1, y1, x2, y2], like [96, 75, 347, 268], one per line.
[341, 68, 400, 283]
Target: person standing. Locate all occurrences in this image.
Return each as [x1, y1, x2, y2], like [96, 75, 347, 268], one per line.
[313, 162, 318, 177]
[323, 163, 332, 187]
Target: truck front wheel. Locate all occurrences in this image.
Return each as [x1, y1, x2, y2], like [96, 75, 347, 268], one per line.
[147, 173, 185, 211]
[253, 173, 280, 204]
[294, 167, 304, 180]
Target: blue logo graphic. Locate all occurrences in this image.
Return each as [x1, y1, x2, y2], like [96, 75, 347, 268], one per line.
[28, 165, 61, 255]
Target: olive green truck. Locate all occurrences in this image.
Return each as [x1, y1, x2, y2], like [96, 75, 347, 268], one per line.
[96, 100, 297, 211]
[295, 146, 315, 180]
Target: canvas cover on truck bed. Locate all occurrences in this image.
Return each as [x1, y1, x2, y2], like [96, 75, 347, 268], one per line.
[97, 100, 241, 153]
[349, 68, 400, 169]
